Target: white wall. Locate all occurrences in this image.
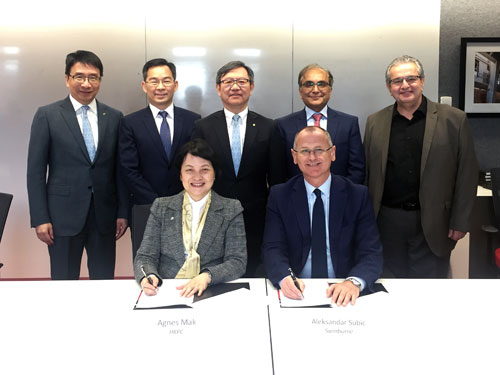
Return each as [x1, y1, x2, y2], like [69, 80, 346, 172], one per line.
[0, 0, 441, 278]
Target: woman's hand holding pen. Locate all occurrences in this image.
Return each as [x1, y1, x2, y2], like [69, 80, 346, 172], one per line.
[176, 273, 210, 297]
[140, 275, 159, 296]
[281, 276, 305, 300]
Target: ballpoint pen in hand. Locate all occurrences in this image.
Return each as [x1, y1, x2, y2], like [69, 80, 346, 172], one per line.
[141, 266, 157, 290]
[288, 267, 303, 297]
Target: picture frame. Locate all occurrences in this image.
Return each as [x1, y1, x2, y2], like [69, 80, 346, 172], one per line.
[459, 37, 500, 117]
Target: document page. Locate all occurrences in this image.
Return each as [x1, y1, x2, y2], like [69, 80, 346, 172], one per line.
[134, 279, 194, 309]
[279, 279, 332, 308]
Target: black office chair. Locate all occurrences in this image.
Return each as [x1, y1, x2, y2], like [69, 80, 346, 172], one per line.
[481, 168, 500, 267]
[0, 193, 14, 270]
[131, 204, 152, 260]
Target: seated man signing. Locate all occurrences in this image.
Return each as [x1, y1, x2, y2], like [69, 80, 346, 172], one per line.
[262, 127, 382, 306]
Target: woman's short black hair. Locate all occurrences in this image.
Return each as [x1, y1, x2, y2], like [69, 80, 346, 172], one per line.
[174, 138, 219, 176]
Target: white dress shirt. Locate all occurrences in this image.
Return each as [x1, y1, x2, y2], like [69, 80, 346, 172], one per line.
[224, 107, 248, 151]
[150, 103, 175, 143]
[305, 105, 328, 130]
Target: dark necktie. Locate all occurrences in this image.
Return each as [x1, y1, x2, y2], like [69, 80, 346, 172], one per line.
[159, 111, 172, 161]
[311, 188, 328, 278]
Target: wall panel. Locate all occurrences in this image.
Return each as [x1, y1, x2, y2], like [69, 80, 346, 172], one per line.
[0, 0, 440, 278]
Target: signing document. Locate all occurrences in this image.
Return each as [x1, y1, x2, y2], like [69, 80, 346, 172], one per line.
[278, 279, 388, 308]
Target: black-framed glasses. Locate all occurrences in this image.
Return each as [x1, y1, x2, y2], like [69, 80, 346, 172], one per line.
[219, 78, 251, 87]
[292, 145, 334, 157]
[145, 79, 175, 87]
[68, 74, 101, 84]
[389, 75, 421, 86]
[300, 81, 331, 89]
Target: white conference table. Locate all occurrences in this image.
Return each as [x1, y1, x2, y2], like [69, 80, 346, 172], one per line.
[1, 278, 500, 375]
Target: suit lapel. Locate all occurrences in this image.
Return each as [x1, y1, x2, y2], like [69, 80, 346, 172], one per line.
[239, 111, 258, 175]
[421, 99, 438, 177]
[60, 97, 92, 164]
[94, 101, 110, 162]
[377, 106, 393, 179]
[291, 177, 311, 265]
[295, 110, 308, 134]
[164, 195, 188, 268]
[329, 176, 346, 272]
[171, 106, 185, 159]
[213, 111, 235, 177]
[143, 107, 169, 163]
[196, 194, 224, 260]
[326, 107, 339, 141]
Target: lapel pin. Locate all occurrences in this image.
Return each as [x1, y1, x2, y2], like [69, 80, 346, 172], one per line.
[252, 123, 256, 127]
[103, 112, 107, 116]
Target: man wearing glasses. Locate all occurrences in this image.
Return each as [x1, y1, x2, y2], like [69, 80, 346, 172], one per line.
[27, 50, 128, 280]
[272, 64, 365, 184]
[262, 126, 382, 306]
[192, 61, 275, 277]
[364, 55, 478, 278]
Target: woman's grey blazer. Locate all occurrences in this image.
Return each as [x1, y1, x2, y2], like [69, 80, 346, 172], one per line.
[134, 190, 247, 285]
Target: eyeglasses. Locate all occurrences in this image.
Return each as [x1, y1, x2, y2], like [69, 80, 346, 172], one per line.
[219, 78, 251, 87]
[68, 74, 101, 84]
[389, 75, 421, 86]
[300, 81, 331, 89]
[145, 79, 175, 87]
[292, 146, 334, 157]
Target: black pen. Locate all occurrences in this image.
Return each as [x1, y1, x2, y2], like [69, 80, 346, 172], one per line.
[141, 266, 156, 290]
[288, 267, 303, 297]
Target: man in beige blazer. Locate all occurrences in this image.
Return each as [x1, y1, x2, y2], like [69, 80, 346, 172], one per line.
[364, 55, 478, 278]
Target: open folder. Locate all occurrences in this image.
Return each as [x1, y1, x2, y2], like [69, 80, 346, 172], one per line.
[133, 281, 250, 310]
[278, 281, 387, 308]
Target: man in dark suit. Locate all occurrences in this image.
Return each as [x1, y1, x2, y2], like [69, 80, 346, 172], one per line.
[27, 50, 128, 280]
[119, 58, 201, 206]
[364, 55, 479, 278]
[262, 126, 382, 306]
[273, 63, 365, 184]
[192, 61, 275, 277]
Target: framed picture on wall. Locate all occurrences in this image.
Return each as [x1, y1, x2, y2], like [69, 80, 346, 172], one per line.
[459, 37, 500, 117]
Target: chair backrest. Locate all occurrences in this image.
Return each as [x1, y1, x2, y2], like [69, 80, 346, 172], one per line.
[132, 204, 152, 259]
[0, 193, 13, 242]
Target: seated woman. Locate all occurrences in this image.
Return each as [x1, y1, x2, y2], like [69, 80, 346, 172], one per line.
[134, 139, 247, 297]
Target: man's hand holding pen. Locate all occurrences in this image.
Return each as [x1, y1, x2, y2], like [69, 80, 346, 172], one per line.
[281, 275, 305, 300]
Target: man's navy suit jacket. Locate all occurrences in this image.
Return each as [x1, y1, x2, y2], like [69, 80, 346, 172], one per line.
[262, 174, 383, 290]
[273, 107, 365, 184]
[119, 106, 200, 205]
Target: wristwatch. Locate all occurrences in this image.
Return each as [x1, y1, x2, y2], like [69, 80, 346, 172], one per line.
[346, 277, 361, 289]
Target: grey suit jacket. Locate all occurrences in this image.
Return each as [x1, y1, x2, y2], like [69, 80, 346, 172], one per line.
[27, 96, 128, 236]
[134, 191, 247, 285]
[364, 98, 479, 256]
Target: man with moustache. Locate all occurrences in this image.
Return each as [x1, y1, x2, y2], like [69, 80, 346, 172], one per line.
[192, 61, 275, 277]
[27, 50, 128, 279]
[273, 63, 365, 184]
[364, 55, 478, 278]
